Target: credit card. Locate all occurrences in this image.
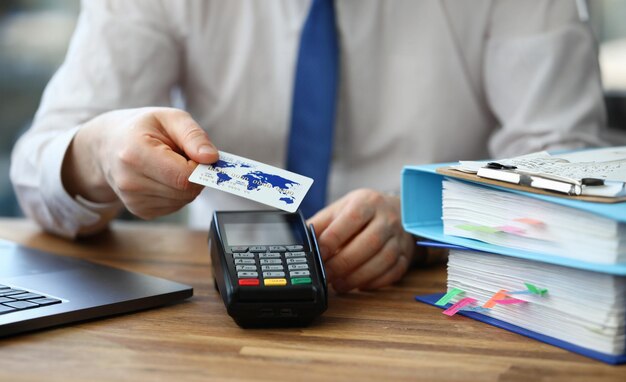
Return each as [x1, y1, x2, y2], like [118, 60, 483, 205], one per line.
[188, 151, 313, 213]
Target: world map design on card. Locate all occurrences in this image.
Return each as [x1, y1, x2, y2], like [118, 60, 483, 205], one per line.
[188, 151, 313, 213]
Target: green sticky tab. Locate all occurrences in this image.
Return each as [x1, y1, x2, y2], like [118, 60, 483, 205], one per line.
[525, 282, 548, 296]
[291, 277, 312, 285]
[456, 224, 499, 234]
[435, 288, 464, 306]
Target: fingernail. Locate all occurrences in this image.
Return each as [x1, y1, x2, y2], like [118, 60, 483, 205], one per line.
[199, 144, 217, 155]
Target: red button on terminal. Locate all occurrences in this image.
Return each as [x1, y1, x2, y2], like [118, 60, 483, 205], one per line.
[238, 279, 260, 286]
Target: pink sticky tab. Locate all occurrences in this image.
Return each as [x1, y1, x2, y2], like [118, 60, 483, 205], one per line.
[498, 225, 526, 235]
[443, 297, 477, 317]
[514, 218, 544, 226]
[483, 289, 508, 309]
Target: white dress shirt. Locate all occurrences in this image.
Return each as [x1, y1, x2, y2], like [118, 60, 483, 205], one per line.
[10, 0, 608, 238]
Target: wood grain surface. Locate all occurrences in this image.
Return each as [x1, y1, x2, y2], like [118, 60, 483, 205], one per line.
[0, 218, 624, 382]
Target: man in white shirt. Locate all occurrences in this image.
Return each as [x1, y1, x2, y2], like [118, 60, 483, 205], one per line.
[10, 0, 607, 293]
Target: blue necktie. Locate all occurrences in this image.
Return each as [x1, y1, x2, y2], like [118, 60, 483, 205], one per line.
[286, 0, 339, 219]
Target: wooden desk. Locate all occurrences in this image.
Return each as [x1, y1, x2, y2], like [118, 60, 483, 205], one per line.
[0, 218, 624, 381]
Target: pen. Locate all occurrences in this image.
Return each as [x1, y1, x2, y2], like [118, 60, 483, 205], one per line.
[477, 167, 583, 195]
[486, 162, 590, 186]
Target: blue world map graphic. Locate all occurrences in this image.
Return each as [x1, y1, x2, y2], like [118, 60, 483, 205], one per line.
[212, 159, 299, 205]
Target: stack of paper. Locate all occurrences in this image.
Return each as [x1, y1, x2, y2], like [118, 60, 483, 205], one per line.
[447, 249, 626, 355]
[442, 179, 626, 264]
[401, 147, 626, 363]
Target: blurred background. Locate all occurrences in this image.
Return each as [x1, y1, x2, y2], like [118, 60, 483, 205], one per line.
[1, 0, 626, 220]
[0, 0, 78, 217]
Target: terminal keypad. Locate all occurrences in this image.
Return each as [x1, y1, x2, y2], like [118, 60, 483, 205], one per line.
[229, 246, 312, 287]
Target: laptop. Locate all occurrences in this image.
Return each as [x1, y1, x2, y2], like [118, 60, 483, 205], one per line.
[0, 238, 193, 337]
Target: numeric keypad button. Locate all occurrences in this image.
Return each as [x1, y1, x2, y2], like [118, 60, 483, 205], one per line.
[290, 270, 310, 277]
[236, 265, 257, 271]
[285, 252, 306, 258]
[261, 265, 284, 271]
[263, 271, 286, 278]
[260, 259, 282, 265]
[288, 264, 309, 270]
[233, 253, 254, 259]
[286, 258, 307, 264]
[258, 253, 281, 259]
[230, 246, 249, 253]
[237, 272, 259, 278]
[234, 259, 256, 265]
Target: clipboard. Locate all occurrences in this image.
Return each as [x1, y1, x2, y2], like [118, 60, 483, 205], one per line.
[436, 166, 626, 203]
[400, 162, 626, 274]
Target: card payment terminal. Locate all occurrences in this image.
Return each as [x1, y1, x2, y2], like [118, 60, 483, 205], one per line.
[209, 210, 327, 327]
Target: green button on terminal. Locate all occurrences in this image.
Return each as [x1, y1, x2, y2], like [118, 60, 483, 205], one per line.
[291, 277, 312, 285]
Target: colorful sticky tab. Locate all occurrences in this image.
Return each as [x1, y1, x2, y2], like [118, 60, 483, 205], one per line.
[435, 288, 464, 306]
[514, 217, 544, 226]
[524, 282, 548, 296]
[497, 225, 526, 235]
[456, 225, 500, 234]
[483, 289, 508, 308]
[459, 306, 491, 314]
[443, 297, 477, 316]
[508, 290, 533, 295]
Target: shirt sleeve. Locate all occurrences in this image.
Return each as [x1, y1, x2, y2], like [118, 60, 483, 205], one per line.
[10, 0, 181, 238]
[484, 0, 608, 158]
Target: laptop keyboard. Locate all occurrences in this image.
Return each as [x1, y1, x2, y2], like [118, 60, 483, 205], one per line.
[0, 284, 62, 315]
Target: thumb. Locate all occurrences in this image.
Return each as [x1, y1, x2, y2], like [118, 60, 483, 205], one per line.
[153, 108, 219, 164]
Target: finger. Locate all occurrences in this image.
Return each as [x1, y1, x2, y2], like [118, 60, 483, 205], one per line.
[153, 108, 219, 164]
[123, 193, 196, 210]
[112, 159, 203, 199]
[132, 205, 185, 220]
[324, 217, 392, 280]
[120, 133, 204, 192]
[124, 195, 194, 220]
[307, 206, 338, 260]
[122, 181, 202, 202]
[317, 200, 376, 261]
[141, 155, 201, 193]
[360, 254, 410, 291]
[330, 238, 398, 293]
[308, 206, 335, 235]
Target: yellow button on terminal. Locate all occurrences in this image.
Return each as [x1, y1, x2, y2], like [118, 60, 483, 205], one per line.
[264, 278, 287, 286]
